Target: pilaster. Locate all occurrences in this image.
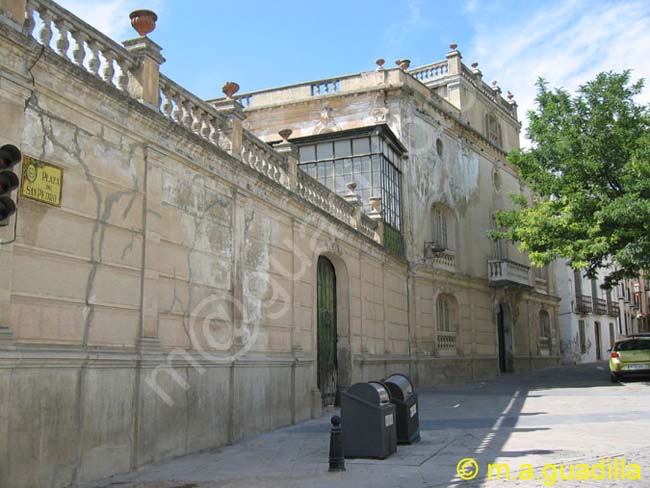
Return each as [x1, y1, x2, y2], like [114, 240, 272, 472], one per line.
[123, 36, 165, 109]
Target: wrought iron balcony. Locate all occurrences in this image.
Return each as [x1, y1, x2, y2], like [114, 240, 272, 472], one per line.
[576, 294, 592, 313]
[487, 259, 531, 287]
[608, 302, 620, 317]
[595, 298, 608, 315]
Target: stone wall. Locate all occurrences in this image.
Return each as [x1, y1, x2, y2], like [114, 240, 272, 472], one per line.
[0, 2, 562, 487]
[0, 15, 410, 487]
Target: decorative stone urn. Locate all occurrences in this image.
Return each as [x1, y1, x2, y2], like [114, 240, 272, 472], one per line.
[375, 58, 385, 71]
[129, 10, 158, 36]
[222, 81, 240, 99]
[369, 195, 382, 212]
[278, 129, 292, 142]
[347, 182, 357, 194]
[449, 43, 458, 50]
[399, 59, 411, 70]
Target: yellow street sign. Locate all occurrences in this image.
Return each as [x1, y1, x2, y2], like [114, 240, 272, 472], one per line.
[20, 156, 63, 207]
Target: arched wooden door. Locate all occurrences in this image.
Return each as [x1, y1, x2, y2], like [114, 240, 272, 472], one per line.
[317, 256, 337, 406]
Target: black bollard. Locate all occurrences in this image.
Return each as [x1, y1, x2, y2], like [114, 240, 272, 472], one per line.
[328, 415, 345, 472]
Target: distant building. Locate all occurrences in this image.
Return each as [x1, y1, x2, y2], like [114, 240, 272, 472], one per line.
[555, 261, 637, 363]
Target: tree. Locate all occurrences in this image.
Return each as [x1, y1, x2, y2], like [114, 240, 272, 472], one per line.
[492, 71, 650, 287]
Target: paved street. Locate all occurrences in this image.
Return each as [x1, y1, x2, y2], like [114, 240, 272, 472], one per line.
[91, 364, 650, 488]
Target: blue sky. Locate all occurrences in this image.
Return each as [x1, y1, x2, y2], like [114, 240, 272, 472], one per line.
[58, 0, 650, 141]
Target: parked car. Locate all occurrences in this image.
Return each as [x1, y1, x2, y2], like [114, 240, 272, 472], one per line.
[609, 336, 650, 382]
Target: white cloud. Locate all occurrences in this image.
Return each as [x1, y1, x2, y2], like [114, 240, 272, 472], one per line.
[464, 0, 650, 145]
[56, 0, 163, 41]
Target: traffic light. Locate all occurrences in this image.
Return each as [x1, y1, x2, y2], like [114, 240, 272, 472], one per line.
[0, 144, 21, 226]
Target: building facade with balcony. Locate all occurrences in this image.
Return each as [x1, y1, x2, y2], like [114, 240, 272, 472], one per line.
[228, 47, 562, 383]
[0, 1, 561, 486]
[617, 275, 650, 336]
[555, 261, 625, 363]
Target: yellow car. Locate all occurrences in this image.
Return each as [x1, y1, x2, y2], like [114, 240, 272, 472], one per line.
[609, 335, 650, 382]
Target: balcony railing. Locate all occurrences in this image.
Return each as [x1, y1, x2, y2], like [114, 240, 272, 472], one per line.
[20, 0, 381, 246]
[608, 302, 620, 317]
[595, 298, 608, 315]
[487, 259, 531, 287]
[436, 332, 457, 354]
[424, 244, 456, 272]
[576, 294, 592, 313]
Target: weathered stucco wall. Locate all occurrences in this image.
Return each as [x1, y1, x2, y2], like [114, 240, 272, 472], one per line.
[0, 19, 414, 488]
[0, 6, 562, 488]
[242, 71, 561, 386]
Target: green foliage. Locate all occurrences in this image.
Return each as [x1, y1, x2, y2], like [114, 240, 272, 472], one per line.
[493, 71, 650, 287]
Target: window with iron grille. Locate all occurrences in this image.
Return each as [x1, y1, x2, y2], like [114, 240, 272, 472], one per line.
[437, 297, 452, 332]
[436, 294, 458, 353]
[432, 206, 448, 249]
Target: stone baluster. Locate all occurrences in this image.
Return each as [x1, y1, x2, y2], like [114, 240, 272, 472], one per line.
[23, 3, 35, 35]
[207, 116, 220, 145]
[180, 99, 192, 129]
[54, 17, 70, 59]
[116, 57, 131, 91]
[170, 94, 180, 120]
[71, 29, 87, 66]
[102, 49, 115, 85]
[160, 88, 172, 118]
[87, 40, 101, 76]
[191, 106, 202, 134]
[200, 114, 210, 139]
[38, 8, 53, 45]
[171, 92, 182, 123]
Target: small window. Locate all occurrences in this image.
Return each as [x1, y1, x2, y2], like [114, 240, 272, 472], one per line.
[578, 320, 586, 355]
[485, 113, 503, 148]
[436, 138, 443, 158]
[431, 205, 454, 250]
[436, 294, 458, 354]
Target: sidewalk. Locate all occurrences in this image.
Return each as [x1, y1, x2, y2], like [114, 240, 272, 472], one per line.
[92, 364, 650, 488]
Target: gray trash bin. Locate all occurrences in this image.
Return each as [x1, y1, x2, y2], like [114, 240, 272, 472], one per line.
[383, 373, 420, 444]
[341, 381, 397, 459]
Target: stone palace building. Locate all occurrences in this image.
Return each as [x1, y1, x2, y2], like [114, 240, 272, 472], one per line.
[0, 0, 561, 486]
